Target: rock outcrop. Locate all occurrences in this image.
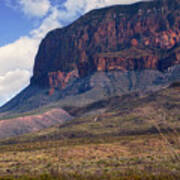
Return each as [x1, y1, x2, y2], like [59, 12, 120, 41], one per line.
[30, 0, 180, 95]
[0, 108, 72, 139]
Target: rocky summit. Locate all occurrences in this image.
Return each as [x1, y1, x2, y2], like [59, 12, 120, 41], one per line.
[30, 0, 180, 95]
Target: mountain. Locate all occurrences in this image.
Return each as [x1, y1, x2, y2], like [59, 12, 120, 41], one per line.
[0, 1, 180, 177]
[1, 82, 180, 144]
[0, 0, 180, 134]
[31, 0, 180, 91]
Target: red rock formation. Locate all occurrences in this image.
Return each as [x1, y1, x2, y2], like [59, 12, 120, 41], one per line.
[48, 70, 79, 95]
[94, 53, 159, 72]
[30, 0, 180, 95]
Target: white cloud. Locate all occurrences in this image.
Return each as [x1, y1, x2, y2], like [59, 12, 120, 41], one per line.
[0, 69, 30, 106]
[31, 7, 62, 39]
[57, 0, 143, 23]
[0, 37, 39, 106]
[18, 0, 51, 18]
[0, 37, 38, 76]
[0, 4, 61, 106]
[84, 0, 143, 12]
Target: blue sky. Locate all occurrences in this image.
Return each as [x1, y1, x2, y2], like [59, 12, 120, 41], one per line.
[0, 0, 142, 106]
[0, 3, 32, 46]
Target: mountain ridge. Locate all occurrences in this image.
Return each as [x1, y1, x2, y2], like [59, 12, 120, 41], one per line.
[1, 0, 180, 115]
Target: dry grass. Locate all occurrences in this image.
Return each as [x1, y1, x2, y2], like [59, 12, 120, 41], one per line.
[0, 85, 179, 179]
[0, 133, 179, 178]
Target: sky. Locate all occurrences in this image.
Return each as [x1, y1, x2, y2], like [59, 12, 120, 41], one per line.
[0, 0, 144, 106]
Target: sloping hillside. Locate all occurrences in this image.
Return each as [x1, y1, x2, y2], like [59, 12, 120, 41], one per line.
[1, 82, 179, 143]
[0, 108, 72, 139]
[0, 84, 179, 178]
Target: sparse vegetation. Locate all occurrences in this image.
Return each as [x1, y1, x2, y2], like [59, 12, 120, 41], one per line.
[0, 84, 179, 179]
[0, 133, 180, 179]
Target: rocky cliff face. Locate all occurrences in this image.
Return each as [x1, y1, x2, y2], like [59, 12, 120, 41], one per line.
[30, 0, 180, 95]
